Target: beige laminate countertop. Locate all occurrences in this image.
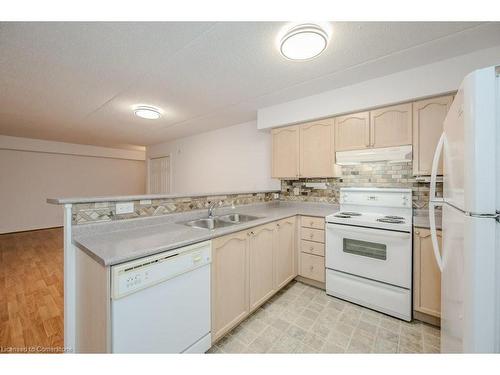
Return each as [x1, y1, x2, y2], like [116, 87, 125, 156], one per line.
[73, 201, 339, 267]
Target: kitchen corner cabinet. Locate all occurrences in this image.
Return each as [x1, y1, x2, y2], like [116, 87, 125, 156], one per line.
[211, 217, 297, 342]
[275, 217, 297, 289]
[334, 111, 370, 151]
[413, 228, 442, 319]
[413, 95, 453, 176]
[211, 232, 249, 341]
[299, 119, 334, 178]
[272, 125, 300, 178]
[370, 103, 412, 148]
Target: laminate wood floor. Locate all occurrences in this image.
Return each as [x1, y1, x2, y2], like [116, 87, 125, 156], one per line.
[0, 227, 64, 353]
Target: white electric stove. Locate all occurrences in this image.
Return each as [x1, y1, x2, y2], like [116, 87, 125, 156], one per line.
[325, 187, 413, 321]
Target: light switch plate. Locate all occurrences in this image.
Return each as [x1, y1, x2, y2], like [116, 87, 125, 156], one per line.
[116, 202, 134, 215]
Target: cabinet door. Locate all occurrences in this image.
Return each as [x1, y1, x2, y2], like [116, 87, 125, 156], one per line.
[334, 111, 370, 151]
[414, 228, 442, 318]
[272, 125, 300, 179]
[249, 223, 276, 311]
[413, 95, 453, 175]
[275, 217, 296, 289]
[299, 119, 334, 177]
[370, 103, 412, 148]
[211, 231, 249, 341]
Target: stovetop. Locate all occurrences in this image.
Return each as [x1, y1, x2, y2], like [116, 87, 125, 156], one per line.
[326, 211, 412, 232]
[325, 187, 413, 232]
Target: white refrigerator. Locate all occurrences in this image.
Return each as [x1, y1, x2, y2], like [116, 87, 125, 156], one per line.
[429, 65, 500, 353]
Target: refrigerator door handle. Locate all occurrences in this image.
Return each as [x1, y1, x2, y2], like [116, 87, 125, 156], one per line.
[429, 131, 444, 272]
[429, 201, 443, 272]
[430, 132, 444, 203]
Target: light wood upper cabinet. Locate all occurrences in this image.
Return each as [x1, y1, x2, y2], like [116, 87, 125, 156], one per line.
[414, 228, 442, 318]
[211, 232, 249, 341]
[249, 223, 276, 311]
[272, 125, 300, 179]
[413, 95, 453, 176]
[299, 119, 334, 177]
[334, 111, 370, 151]
[370, 103, 412, 148]
[275, 217, 296, 289]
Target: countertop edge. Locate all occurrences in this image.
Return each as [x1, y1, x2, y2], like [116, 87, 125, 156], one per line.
[47, 189, 281, 205]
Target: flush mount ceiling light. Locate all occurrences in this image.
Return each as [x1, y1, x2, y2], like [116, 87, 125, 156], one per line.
[133, 105, 162, 120]
[279, 23, 329, 61]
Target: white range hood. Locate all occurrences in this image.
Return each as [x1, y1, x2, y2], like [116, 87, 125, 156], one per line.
[335, 145, 412, 165]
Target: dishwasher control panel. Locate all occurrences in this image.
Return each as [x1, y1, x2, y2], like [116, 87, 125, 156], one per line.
[111, 241, 212, 299]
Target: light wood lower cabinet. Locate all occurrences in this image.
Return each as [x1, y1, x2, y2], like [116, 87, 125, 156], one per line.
[413, 228, 442, 320]
[298, 216, 326, 287]
[211, 231, 249, 341]
[249, 223, 276, 311]
[211, 217, 297, 342]
[275, 217, 297, 289]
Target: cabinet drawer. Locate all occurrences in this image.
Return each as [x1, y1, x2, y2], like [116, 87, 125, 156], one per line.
[301, 216, 325, 230]
[301, 227, 324, 243]
[300, 253, 325, 282]
[300, 240, 325, 257]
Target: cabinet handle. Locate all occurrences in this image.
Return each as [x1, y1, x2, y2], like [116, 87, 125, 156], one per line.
[310, 221, 314, 226]
[310, 246, 314, 251]
[309, 233, 313, 239]
[310, 265, 314, 271]
[415, 230, 420, 235]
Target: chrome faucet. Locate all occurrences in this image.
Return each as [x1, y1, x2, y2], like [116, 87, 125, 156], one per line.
[207, 201, 218, 218]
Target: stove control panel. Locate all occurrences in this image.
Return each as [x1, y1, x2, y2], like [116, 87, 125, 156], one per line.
[340, 188, 412, 208]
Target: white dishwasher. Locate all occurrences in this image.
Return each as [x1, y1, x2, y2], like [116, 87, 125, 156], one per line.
[111, 241, 212, 353]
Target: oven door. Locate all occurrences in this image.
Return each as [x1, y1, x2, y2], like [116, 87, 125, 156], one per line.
[326, 223, 411, 288]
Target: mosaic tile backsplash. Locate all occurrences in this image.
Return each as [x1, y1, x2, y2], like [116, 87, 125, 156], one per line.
[72, 192, 276, 225]
[72, 161, 441, 225]
[280, 161, 442, 209]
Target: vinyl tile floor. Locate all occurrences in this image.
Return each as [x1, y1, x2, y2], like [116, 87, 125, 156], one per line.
[208, 281, 440, 354]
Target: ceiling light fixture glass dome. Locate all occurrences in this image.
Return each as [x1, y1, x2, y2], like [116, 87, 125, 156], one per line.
[279, 23, 329, 61]
[133, 105, 162, 120]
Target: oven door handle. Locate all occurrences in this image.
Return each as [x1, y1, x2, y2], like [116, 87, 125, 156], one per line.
[326, 223, 411, 239]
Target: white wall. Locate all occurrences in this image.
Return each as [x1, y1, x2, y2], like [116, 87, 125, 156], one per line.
[147, 121, 280, 195]
[0, 136, 146, 233]
[258, 45, 500, 129]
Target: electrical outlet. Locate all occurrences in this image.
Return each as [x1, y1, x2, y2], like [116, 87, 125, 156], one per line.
[116, 202, 134, 215]
[139, 199, 152, 205]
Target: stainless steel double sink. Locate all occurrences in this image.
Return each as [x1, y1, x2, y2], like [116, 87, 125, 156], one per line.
[181, 213, 261, 230]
